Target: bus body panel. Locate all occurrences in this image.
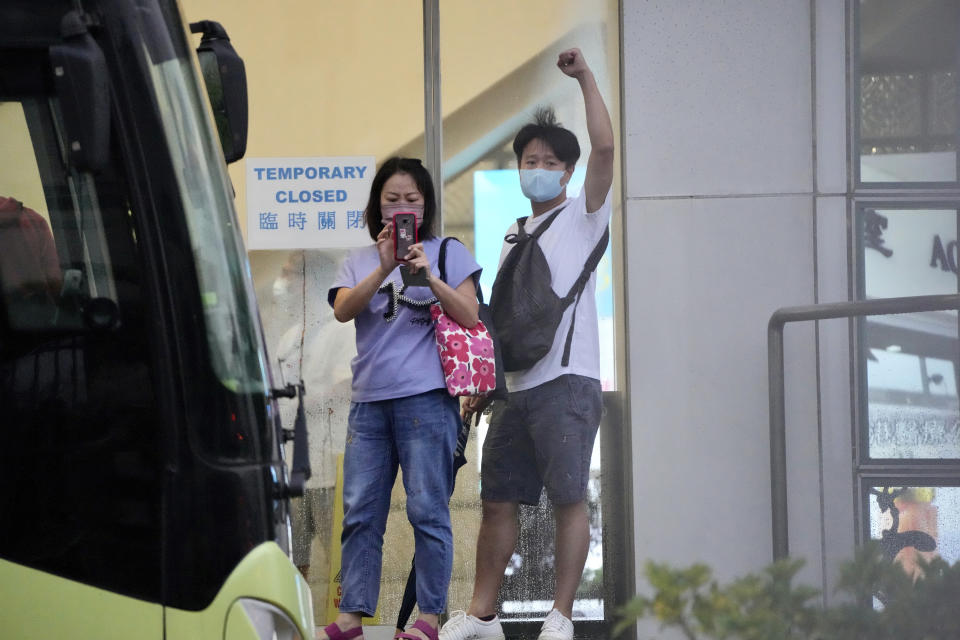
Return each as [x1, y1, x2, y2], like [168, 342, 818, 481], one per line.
[0, 543, 313, 639]
[0, 558, 163, 639]
[165, 542, 314, 639]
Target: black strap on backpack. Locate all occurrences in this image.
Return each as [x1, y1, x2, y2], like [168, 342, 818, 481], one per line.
[510, 203, 566, 247]
[560, 225, 609, 365]
[510, 208, 609, 366]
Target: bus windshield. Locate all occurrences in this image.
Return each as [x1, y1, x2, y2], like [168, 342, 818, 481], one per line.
[141, 6, 266, 395]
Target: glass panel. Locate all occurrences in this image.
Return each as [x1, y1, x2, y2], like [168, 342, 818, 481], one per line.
[857, 0, 960, 183]
[145, 26, 266, 395]
[252, 248, 352, 613]
[861, 207, 960, 459]
[867, 486, 960, 576]
[245, 1, 425, 623]
[0, 91, 162, 599]
[492, 456, 604, 622]
[926, 357, 957, 396]
[440, 0, 620, 624]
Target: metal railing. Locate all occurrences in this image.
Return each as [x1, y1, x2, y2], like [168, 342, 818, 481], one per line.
[767, 293, 960, 560]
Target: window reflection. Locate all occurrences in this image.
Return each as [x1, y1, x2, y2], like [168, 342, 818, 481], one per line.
[857, 0, 960, 183]
[860, 206, 960, 460]
[868, 486, 960, 575]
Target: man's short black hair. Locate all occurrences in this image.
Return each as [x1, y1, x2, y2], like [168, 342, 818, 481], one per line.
[512, 106, 580, 169]
[363, 157, 437, 241]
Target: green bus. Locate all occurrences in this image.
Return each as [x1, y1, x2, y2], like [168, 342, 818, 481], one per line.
[0, 1, 314, 638]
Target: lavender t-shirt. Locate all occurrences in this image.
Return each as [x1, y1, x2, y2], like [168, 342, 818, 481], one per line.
[329, 237, 481, 402]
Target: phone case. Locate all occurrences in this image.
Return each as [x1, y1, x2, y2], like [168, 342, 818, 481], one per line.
[393, 212, 418, 260]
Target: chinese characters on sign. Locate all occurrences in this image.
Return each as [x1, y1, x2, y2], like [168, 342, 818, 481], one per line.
[246, 156, 375, 249]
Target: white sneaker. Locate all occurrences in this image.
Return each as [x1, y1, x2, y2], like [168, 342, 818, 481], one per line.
[438, 610, 505, 640]
[537, 609, 574, 640]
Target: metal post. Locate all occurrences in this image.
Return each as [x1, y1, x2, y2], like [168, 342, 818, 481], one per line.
[422, 0, 442, 227]
[768, 320, 788, 560]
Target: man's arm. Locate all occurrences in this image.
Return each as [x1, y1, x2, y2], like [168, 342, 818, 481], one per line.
[558, 48, 614, 213]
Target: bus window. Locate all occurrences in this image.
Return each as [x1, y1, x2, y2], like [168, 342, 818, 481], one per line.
[0, 90, 163, 601]
[1, 4, 309, 635]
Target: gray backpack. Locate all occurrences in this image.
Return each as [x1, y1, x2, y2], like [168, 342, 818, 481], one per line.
[489, 205, 609, 372]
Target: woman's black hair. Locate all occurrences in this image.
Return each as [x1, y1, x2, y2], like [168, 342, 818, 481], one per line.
[363, 157, 437, 241]
[512, 106, 580, 169]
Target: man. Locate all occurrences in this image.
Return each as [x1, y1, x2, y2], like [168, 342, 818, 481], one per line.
[440, 47, 614, 640]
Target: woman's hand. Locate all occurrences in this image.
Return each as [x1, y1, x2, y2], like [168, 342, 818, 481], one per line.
[404, 242, 432, 280]
[376, 226, 400, 274]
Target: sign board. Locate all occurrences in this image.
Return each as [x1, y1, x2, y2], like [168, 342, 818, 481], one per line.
[246, 156, 375, 249]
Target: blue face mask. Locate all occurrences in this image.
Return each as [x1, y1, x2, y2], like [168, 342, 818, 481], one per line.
[519, 169, 566, 202]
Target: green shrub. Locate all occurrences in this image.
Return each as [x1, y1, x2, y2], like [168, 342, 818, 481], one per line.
[616, 543, 960, 640]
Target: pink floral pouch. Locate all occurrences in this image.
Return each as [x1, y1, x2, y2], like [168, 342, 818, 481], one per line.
[431, 303, 497, 397]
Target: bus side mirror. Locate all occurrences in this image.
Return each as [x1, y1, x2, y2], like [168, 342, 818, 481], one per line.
[190, 20, 248, 164]
[49, 11, 111, 172]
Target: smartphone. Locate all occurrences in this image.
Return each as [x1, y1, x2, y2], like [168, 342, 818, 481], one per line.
[393, 212, 417, 261]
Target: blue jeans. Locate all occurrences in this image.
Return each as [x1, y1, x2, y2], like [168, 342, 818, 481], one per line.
[339, 389, 459, 616]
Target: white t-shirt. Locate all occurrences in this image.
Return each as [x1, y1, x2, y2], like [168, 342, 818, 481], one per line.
[498, 188, 612, 392]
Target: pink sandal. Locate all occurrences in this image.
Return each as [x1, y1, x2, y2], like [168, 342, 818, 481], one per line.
[321, 623, 364, 640]
[395, 620, 438, 640]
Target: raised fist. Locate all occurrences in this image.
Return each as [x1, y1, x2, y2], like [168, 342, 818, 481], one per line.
[557, 48, 589, 78]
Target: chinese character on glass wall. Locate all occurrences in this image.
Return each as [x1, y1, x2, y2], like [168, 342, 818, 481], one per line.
[288, 212, 308, 230]
[259, 212, 278, 230]
[346, 210, 366, 230]
[319, 211, 336, 230]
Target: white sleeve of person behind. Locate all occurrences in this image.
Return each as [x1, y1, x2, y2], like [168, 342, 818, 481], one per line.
[504, 188, 612, 392]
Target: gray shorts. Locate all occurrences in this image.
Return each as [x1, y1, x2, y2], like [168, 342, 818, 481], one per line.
[480, 374, 602, 506]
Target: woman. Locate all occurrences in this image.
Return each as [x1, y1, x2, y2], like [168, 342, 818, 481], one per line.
[321, 157, 481, 640]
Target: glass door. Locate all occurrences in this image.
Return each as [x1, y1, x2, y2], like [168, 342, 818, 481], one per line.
[438, 2, 622, 635]
[240, 0, 626, 632]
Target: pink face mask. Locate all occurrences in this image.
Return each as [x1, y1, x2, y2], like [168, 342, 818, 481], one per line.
[381, 202, 425, 227]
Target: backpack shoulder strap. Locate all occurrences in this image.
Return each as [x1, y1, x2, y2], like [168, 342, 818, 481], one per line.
[563, 225, 610, 304]
[559, 225, 610, 366]
[524, 204, 567, 240]
[504, 204, 567, 251]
